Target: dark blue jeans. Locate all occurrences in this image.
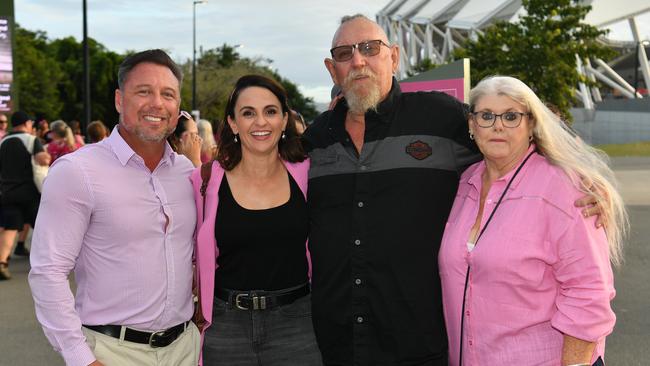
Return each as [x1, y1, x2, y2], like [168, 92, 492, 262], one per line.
[203, 293, 323, 365]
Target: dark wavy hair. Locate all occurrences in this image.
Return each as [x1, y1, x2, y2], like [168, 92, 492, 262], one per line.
[217, 74, 305, 170]
[167, 113, 191, 153]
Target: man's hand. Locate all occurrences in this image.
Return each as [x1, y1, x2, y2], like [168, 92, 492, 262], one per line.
[575, 193, 604, 228]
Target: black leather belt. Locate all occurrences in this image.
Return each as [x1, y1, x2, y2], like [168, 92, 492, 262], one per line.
[83, 321, 190, 348]
[215, 283, 310, 310]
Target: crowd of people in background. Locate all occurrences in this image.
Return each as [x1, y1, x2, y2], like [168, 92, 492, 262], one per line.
[0, 110, 229, 281]
[0, 104, 299, 282]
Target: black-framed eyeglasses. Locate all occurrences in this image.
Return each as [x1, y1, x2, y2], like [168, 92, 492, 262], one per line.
[330, 40, 390, 62]
[470, 111, 531, 128]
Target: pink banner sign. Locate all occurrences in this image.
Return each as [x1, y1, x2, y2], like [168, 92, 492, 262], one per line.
[399, 78, 466, 102]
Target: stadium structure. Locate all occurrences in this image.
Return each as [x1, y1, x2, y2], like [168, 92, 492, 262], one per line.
[376, 0, 650, 110]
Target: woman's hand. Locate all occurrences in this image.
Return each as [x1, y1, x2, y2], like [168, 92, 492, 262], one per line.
[180, 132, 202, 168]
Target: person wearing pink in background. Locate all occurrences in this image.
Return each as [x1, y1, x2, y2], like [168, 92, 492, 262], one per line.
[46, 120, 83, 163]
[191, 74, 321, 365]
[439, 76, 627, 366]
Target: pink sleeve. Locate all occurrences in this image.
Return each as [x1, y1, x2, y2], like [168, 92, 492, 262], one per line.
[551, 213, 616, 342]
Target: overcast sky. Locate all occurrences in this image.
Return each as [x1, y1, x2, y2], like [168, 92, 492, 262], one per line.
[14, 1, 650, 104]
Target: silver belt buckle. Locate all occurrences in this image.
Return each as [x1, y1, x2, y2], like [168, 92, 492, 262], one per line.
[235, 293, 249, 310]
[148, 330, 166, 348]
[234, 293, 267, 310]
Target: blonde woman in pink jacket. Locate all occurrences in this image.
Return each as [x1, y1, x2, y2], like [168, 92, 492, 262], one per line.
[190, 75, 322, 365]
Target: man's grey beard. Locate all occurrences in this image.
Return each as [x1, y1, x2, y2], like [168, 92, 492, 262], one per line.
[342, 70, 381, 115]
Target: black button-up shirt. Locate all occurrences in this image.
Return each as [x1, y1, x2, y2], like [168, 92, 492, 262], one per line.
[303, 79, 480, 366]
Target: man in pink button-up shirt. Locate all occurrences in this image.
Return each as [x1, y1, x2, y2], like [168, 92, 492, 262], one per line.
[29, 50, 200, 366]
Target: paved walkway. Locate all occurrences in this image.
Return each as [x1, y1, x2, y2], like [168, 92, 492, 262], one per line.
[1, 158, 648, 366]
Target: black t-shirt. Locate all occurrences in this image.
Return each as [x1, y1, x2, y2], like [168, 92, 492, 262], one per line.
[214, 172, 309, 291]
[0, 132, 44, 199]
[302, 79, 481, 366]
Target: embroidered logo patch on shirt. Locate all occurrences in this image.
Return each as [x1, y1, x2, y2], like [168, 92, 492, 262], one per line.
[405, 140, 432, 160]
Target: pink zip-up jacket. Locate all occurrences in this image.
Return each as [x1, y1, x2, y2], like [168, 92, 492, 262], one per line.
[189, 158, 310, 363]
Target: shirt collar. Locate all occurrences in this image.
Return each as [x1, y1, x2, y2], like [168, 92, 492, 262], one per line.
[466, 144, 538, 191]
[327, 77, 402, 137]
[374, 77, 401, 122]
[107, 125, 176, 167]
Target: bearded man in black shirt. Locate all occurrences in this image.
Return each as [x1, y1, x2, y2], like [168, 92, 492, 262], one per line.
[302, 14, 480, 366]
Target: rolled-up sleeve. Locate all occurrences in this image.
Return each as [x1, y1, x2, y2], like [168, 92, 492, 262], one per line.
[28, 157, 96, 366]
[551, 213, 616, 342]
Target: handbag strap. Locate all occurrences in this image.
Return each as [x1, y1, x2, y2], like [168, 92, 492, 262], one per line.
[475, 149, 536, 244]
[200, 162, 212, 222]
[458, 149, 535, 365]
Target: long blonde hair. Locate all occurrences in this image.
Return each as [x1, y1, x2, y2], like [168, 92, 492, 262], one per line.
[470, 76, 628, 266]
[50, 120, 76, 149]
[197, 119, 217, 159]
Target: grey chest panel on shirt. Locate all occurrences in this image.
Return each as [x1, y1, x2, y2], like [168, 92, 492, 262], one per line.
[308, 134, 478, 179]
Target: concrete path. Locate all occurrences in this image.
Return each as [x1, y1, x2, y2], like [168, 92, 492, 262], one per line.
[1, 158, 648, 366]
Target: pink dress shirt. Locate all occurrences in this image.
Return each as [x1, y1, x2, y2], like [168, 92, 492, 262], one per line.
[439, 146, 615, 365]
[29, 127, 196, 366]
[190, 158, 310, 365]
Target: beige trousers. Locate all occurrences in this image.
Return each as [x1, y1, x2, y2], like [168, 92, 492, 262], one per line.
[82, 322, 200, 366]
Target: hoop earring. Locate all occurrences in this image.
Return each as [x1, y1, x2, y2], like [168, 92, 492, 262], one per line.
[234, 134, 239, 143]
[529, 135, 533, 142]
[469, 131, 474, 140]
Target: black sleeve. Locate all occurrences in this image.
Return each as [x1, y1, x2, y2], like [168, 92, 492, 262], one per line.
[33, 137, 45, 154]
[446, 97, 482, 174]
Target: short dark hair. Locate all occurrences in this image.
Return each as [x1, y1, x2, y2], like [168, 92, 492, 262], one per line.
[217, 74, 305, 170]
[117, 49, 183, 90]
[87, 120, 109, 143]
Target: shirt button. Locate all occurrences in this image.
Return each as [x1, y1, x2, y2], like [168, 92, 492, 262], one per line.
[465, 311, 470, 316]
[355, 278, 362, 285]
[354, 239, 361, 246]
[468, 340, 473, 346]
[357, 201, 364, 208]
[360, 165, 367, 171]
[486, 199, 493, 204]
[356, 316, 364, 323]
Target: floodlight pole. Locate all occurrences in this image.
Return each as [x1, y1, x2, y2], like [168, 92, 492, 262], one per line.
[192, 1, 206, 111]
[629, 17, 650, 97]
[82, 0, 90, 136]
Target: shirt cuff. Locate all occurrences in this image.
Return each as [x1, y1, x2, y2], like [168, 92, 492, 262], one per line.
[61, 340, 96, 366]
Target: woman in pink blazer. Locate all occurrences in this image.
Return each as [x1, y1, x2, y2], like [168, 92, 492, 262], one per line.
[190, 75, 321, 365]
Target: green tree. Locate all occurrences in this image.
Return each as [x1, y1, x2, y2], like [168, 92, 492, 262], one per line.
[453, 0, 615, 120]
[49, 36, 124, 128]
[183, 45, 318, 127]
[14, 27, 316, 131]
[407, 58, 438, 77]
[13, 26, 64, 120]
